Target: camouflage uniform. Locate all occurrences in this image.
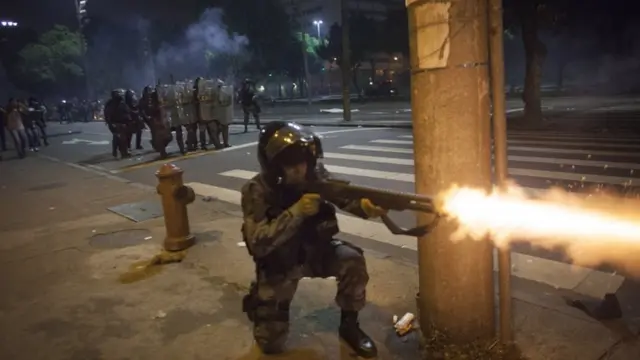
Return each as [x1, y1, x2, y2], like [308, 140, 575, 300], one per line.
[240, 122, 378, 358]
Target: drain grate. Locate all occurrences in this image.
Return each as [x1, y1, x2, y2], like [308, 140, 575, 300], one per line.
[107, 200, 163, 222]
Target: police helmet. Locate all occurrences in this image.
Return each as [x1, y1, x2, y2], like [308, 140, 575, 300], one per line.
[258, 122, 323, 183]
[111, 89, 125, 99]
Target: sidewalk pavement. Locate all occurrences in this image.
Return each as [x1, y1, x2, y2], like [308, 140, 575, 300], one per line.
[0, 156, 638, 360]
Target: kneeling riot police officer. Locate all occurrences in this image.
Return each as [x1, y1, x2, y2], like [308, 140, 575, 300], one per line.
[240, 121, 385, 358]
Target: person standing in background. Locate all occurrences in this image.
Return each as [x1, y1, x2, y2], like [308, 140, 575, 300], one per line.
[5, 98, 27, 158]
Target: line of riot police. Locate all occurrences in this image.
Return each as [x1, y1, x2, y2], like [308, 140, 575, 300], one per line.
[103, 77, 245, 160]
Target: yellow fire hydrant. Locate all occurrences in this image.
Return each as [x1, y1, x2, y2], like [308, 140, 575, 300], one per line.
[156, 163, 196, 251]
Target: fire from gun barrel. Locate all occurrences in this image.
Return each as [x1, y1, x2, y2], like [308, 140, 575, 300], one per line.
[440, 182, 640, 278]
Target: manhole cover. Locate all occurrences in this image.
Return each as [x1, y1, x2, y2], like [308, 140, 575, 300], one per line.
[107, 200, 163, 222]
[26, 182, 68, 192]
[89, 229, 153, 249]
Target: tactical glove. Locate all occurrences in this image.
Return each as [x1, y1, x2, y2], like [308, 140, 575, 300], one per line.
[289, 193, 321, 217]
[360, 198, 386, 218]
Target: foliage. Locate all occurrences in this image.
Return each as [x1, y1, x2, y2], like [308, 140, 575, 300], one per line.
[18, 25, 85, 85]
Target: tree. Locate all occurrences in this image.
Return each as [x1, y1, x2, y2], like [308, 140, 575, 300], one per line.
[18, 25, 85, 92]
[503, 0, 575, 123]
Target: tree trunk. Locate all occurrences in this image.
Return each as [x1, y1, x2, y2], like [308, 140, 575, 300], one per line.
[556, 60, 567, 91]
[352, 66, 360, 97]
[519, 0, 547, 124]
[369, 59, 376, 82]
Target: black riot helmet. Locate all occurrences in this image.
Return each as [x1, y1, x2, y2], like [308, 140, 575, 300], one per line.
[258, 121, 323, 184]
[125, 89, 136, 101]
[111, 89, 125, 100]
[194, 77, 204, 90]
[142, 86, 153, 97]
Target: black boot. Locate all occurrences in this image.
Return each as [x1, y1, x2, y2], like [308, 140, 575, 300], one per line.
[339, 310, 377, 358]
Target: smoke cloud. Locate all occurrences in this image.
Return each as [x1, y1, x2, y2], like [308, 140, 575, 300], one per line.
[154, 8, 248, 81]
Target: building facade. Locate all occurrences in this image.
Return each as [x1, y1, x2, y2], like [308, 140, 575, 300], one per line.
[274, 0, 408, 97]
[280, 0, 403, 37]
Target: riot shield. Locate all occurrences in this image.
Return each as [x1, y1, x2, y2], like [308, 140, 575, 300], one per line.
[156, 84, 183, 128]
[214, 85, 234, 126]
[178, 79, 197, 126]
[195, 79, 217, 122]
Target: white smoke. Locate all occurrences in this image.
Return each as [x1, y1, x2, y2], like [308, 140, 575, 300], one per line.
[154, 8, 248, 80]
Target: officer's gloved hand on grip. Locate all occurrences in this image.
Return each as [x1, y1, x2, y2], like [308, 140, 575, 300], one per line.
[290, 193, 321, 217]
[360, 198, 387, 218]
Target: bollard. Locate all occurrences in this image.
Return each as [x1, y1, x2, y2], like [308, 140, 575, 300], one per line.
[156, 163, 196, 251]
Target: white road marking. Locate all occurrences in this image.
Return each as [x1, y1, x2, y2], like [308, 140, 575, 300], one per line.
[382, 138, 640, 150]
[186, 181, 624, 299]
[223, 157, 636, 186]
[508, 155, 640, 170]
[341, 145, 413, 154]
[509, 146, 640, 157]
[323, 152, 414, 165]
[400, 133, 640, 142]
[327, 151, 640, 171]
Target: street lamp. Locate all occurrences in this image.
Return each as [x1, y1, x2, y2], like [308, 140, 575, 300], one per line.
[313, 20, 323, 38]
[0, 21, 18, 27]
[74, 0, 92, 99]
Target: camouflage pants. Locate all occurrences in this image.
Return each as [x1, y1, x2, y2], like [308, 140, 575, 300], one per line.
[250, 240, 368, 353]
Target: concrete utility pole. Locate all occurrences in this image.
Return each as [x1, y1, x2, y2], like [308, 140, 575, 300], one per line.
[340, 0, 352, 121]
[407, 0, 495, 344]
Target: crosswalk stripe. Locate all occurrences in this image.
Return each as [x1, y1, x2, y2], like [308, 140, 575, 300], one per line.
[341, 145, 413, 154]
[222, 160, 636, 186]
[328, 151, 640, 171]
[509, 139, 640, 149]
[185, 180, 624, 298]
[509, 146, 640, 157]
[381, 138, 640, 150]
[323, 152, 414, 165]
[508, 155, 640, 170]
[344, 144, 640, 157]
[325, 165, 414, 182]
[399, 133, 640, 142]
[371, 139, 412, 145]
[509, 168, 636, 185]
[219, 169, 257, 179]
